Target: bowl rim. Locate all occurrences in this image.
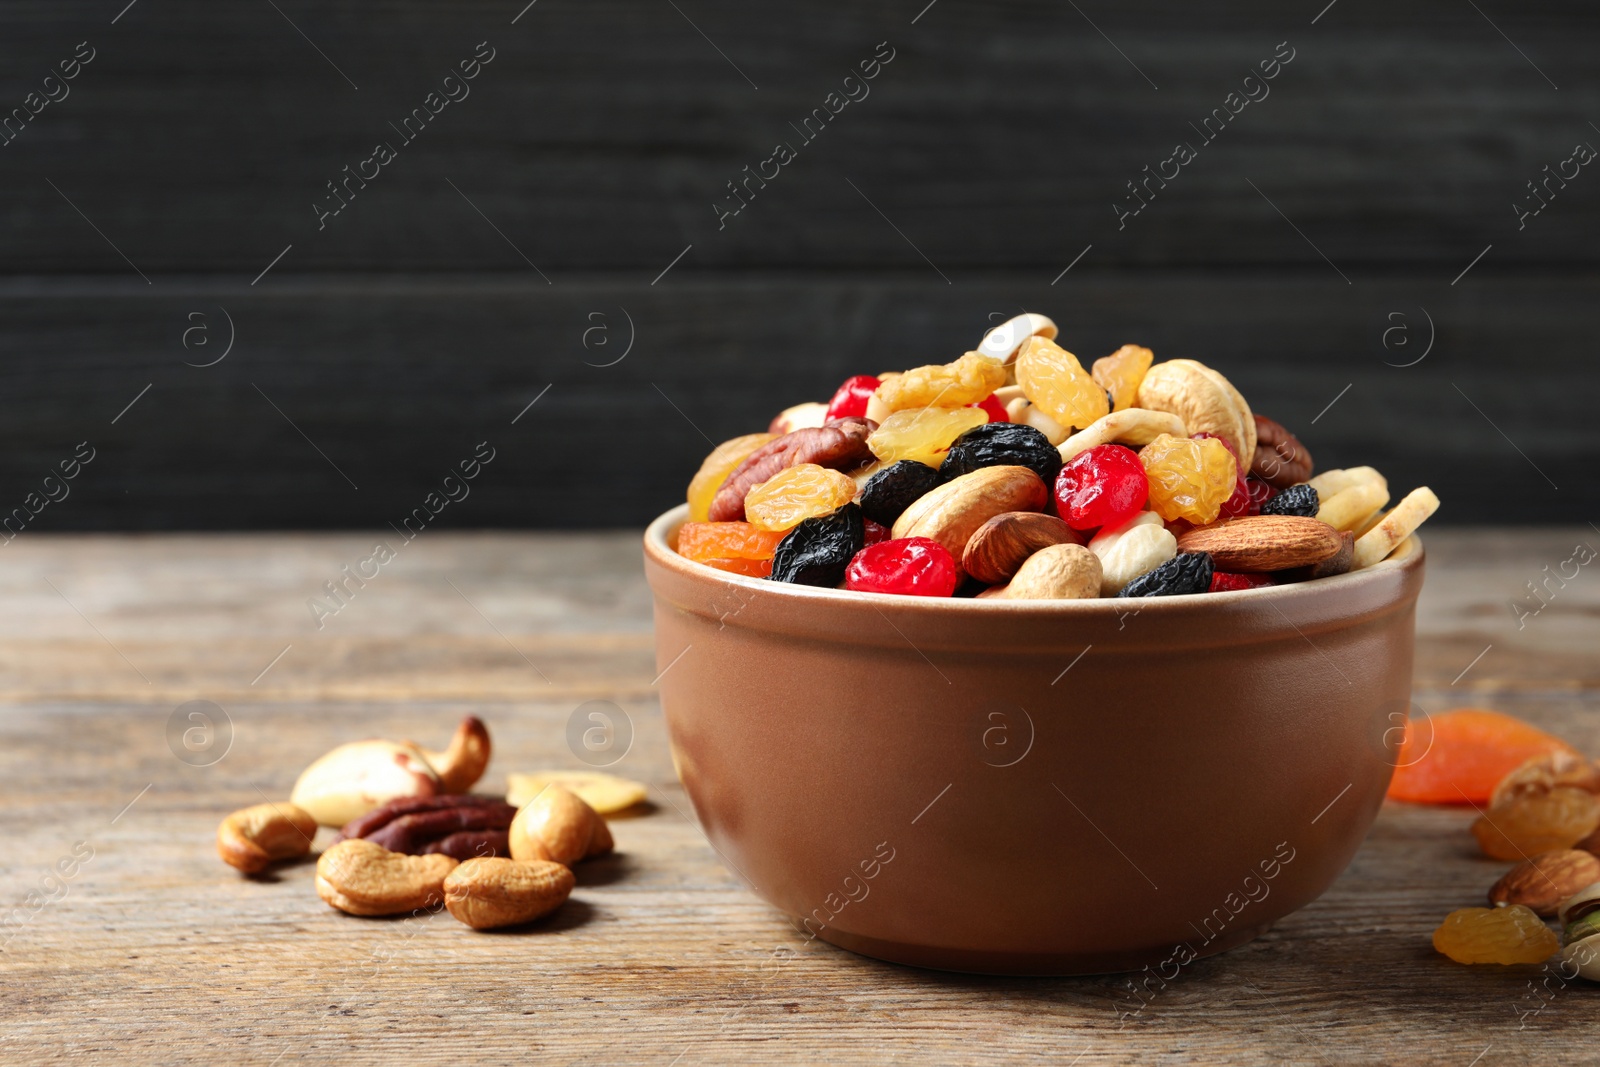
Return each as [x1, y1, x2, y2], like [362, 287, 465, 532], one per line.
[643, 503, 1423, 616]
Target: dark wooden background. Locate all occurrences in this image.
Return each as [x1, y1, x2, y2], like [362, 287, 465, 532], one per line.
[0, 0, 1594, 529]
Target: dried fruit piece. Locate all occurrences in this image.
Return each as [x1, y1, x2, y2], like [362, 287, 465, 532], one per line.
[506, 770, 648, 814]
[1261, 483, 1320, 518]
[973, 393, 1009, 423]
[743, 464, 858, 532]
[1490, 850, 1600, 916]
[1015, 336, 1109, 432]
[677, 521, 787, 562]
[858, 460, 945, 527]
[845, 537, 960, 597]
[687, 434, 777, 523]
[1432, 905, 1559, 964]
[770, 504, 865, 586]
[824, 375, 881, 421]
[1386, 709, 1580, 805]
[1473, 788, 1600, 861]
[939, 423, 1062, 485]
[874, 352, 1007, 413]
[867, 407, 989, 467]
[1138, 433, 1236, 525]
[1209, 572, 1273, 593]
[862, 518, 891, 546]
[1352, 486, 1439, 569]
[1091, 345, 1154, 413]
[1118, 552, 1213, 598]
[1053, 444, 1149, 531]
[709, 419, 875, 522]
[1491, 751, 1600, 810]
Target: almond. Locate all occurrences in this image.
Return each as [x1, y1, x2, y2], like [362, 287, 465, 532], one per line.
[891, 465, 1048, 576]
[1489, 849, 1600, 917]
[962, 512, 1081, 585]
[1175, 516, 1342, 573]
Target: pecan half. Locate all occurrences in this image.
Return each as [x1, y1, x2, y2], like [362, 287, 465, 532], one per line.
[708, 417, 875, 522]
[333, 794, 518, 859]
[1252, 414, 1314, 488]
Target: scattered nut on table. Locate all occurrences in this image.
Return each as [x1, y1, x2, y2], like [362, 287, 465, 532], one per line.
[315, 839, 459, 917]
[509, 784, 614, 865]
[443, 857, 575, 930]
[290, 716, 490, 827]
[333, 794, 519, 860]
[506, 771, 648, 814]
[216, 802, 318, 874]
[1489, 850, 1600, 917]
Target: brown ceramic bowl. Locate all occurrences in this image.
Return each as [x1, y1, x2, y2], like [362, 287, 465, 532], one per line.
[643, 505, 1425, 976]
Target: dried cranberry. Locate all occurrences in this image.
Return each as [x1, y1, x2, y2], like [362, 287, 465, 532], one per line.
[824, 375, 881, 421]
[863, 518, 891, 546]
[1053, 444, 1148, 531]
[845, 537, 959, 597]
[1246, 476, 1277, 515]
[973, 393, 1009, 423]
[1209, 571, 1273, 593]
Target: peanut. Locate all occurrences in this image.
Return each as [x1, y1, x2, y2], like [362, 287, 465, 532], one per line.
[444, 858, 575, 930]
[997, 543, 1101, 600]
[216, 802, 318, 874]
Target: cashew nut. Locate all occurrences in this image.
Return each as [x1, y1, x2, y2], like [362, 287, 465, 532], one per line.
[216, 802, 318, 874]
[315, 839, 458, 916]
[444, 857, 575, 930]
[420, 716, 492, 794]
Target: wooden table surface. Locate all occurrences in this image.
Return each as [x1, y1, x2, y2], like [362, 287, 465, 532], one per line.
[2, 529, 1597, 1065]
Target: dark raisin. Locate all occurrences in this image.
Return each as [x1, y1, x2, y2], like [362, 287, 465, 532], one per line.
[1118, 552, 1214, 598]
[938, 423, 1062, 485]
[770, 504, 865, 586]
[858, 461, 943, 527]
[1260, 483, 1319, 518]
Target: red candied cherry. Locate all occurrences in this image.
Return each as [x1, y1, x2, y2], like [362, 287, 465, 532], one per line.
[845, 537, 959, 597]
[1053, 444, 1149, 531]
[824, 375, 881, 421]
[972, 393, 1009, 423]
[1209, 572, 1273, 593]
[862, 518, 891, 546]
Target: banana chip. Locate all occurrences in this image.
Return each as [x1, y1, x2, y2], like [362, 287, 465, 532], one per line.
[506, 771, 648, 814]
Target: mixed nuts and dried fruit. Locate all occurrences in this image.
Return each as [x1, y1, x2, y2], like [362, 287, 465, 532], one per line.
[675, 313, 1439, 597]
[1393, 708, 1600, 978]
[214, 715, 647, 932]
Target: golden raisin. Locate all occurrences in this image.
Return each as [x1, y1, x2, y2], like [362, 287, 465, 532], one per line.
[743, 464, 858, 532]
[1092, 345, 1154, 413]
[686, 434, 777, 522]
[1138, 433, 1236, 525]
[1472, 786, 1600, 861]
[874, 352, 1006, 414]
[867, 407, 988, 467]
[1432, 905, 1559, 964]
[1015, 337, 1109, 432]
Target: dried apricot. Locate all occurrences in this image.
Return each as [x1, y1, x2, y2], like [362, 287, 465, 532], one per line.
[676, 521, 786, 563]
[1472, 787, 1600, 861]
[701, 557, 773, 578]
[867, 407, 988, 467]
[744, 464, 858, 532]
[1386, 709, 1581, 805]
[874, 352, 1006, 414]
[1432, 905, 1558, 964]
[1091, 345, 1153, 413]
[686, 434, 776, 523]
